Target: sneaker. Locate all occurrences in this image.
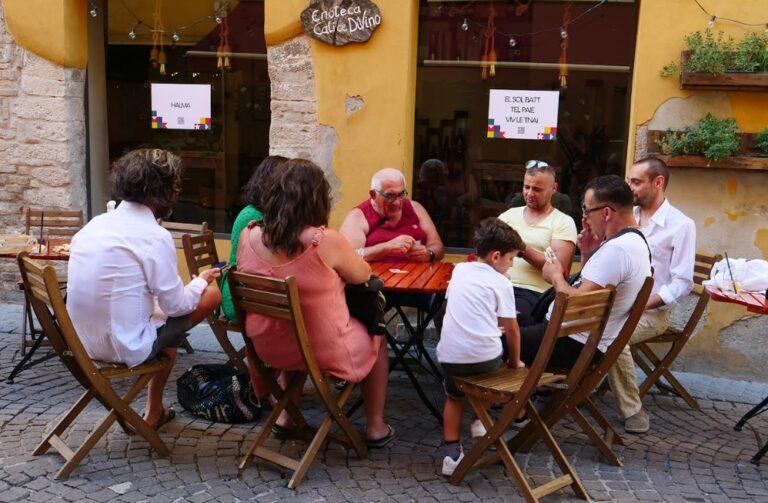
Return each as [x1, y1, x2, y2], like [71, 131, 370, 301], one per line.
[470, 419, 487, 438]
[624, 410, 650, 434]
[442, 451, 465, 476]
[511, 414, 530, 430]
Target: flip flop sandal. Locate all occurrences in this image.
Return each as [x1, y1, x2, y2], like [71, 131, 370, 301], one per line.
[271, 423, 296, 440]
[366, 424, 395, 449]
[153, 407, 176, 432]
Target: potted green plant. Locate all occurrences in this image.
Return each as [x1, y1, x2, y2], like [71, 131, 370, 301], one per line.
[651, 114, 768, 170]
[661, 30, 768, 91]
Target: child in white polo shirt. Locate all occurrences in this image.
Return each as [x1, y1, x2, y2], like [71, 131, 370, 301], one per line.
[436, 217, 526, 476]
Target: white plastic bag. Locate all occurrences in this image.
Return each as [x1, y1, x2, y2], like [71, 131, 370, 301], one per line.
[703, 258, 768, 293]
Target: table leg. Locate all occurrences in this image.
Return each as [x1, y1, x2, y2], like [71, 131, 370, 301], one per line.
[734, 395, 768, 432]
[6, 331, 56, 384]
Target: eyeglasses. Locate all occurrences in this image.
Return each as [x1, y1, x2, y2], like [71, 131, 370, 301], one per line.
[581, 204, 616, 216]
[525, 160, 549, 170]
[376, 189, 408, 201]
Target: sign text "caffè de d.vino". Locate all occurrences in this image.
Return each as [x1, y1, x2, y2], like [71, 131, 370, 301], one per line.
[300, 0, 382, 47]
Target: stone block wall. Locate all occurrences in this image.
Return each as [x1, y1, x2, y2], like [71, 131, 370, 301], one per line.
[0, 4, 87, 302]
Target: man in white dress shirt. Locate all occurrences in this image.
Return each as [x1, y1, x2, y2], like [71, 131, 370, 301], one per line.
[67, 149, 222, 430]
[607, 156, 696, 434]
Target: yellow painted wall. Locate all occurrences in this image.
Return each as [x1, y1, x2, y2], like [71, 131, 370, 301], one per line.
[1, 0, 87, 69]
[629, 0, 768, 379]
[265, 0, 419, 229]
[629, 0, 768, 260]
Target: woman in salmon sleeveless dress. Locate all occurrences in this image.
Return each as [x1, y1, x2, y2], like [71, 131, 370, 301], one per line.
[237, 159, 393, 447]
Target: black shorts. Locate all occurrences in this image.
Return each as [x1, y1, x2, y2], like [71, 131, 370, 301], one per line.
[145, 315, 195, 361]
[441, 356, 502, 399]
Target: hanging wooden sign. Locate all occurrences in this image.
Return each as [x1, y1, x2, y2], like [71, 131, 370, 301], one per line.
[300, 0, 382, 46]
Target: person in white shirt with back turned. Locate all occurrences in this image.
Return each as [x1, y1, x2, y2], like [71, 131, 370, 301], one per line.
[67, 149, 222, 431]
[607, 156, 696, 434]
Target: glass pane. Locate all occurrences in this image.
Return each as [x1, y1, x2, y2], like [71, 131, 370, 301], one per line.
[105, 1, 269, 233]
[415, 1, 637, 248]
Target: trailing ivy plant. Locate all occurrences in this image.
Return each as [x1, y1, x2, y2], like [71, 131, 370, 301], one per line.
[660, 29, 768, 76]
[657, 114, 740, 161]
[757, 128, 768, 153]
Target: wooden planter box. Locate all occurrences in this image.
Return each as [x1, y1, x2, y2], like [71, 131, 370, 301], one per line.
[647, 130, 768, 171]
[657, 154, 768, 171]
[679, 51, 768, 91]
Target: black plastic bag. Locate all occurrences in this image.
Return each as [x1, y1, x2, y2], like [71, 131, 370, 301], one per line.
[177, 364, 263, 423]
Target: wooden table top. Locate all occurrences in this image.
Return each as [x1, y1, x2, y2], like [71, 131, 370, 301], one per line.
[371, 261, 454, 294]
[0, 251, 69, 260]
[706, 286, 767, 315]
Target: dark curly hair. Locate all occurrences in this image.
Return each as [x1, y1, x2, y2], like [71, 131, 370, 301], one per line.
[110, 149, 183, 219]
[241, 155, 288, 208]
[473, 217, 525, 258]
[260, 159, 331, 256]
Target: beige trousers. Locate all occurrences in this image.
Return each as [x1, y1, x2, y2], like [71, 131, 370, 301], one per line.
[607, 308, 669, 419]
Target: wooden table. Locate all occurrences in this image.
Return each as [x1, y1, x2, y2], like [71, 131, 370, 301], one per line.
[707, 286, 768, 465]
[371, 261, 453, 421]
[0, 250, 70, 383]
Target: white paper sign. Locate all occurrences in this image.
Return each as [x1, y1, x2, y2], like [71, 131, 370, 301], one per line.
[150, 83, 212, 130]
[487, 89, 559, 140]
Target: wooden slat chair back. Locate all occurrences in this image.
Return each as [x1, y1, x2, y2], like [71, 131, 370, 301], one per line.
[632, 252, 721, 409]
[230, 270, 368, 489]
[449, 287, 616, 502]
[16, 252, 170, 480]
[181, 231, 247, 372]
[158, 220, 208, 354]
[158, 219, 208, 249]
[25, 208, 84, 240]
[508, 276, 654, 467]
[18, 208, 83, 357]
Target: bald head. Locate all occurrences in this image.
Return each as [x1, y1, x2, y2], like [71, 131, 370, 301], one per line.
[371, 168, 406, 191]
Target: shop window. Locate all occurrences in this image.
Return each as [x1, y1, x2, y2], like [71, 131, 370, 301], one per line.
[415, 0, 638, 248]
[104, 1, 269, 233]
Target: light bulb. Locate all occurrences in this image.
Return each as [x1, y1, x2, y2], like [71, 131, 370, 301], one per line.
[89, 7, 98, 17]
[509, 36, 517, 48]
[215, 13, 223, 24]
[462, 18, 469, 31]
[708, 16, 716, 29]
[128, 28, 137, 39]
[172, 31, 180, 42]
[560, 27, 568, 40]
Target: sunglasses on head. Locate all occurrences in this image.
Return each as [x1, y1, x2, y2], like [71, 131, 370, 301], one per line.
[525, 160, 549, 170]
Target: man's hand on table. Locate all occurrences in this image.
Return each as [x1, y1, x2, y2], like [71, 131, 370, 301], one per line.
[386, 235, 416, 255]
[407, 243, 431, 262]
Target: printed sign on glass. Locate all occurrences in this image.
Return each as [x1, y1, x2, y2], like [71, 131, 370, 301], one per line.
[487, 89, 559, 140]
[150, 83, 212, 131]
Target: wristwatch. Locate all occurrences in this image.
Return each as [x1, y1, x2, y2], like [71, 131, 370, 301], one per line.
[428, 249, 436, 262]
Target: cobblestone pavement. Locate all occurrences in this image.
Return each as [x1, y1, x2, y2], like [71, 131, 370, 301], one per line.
[0, 304, 766, 502]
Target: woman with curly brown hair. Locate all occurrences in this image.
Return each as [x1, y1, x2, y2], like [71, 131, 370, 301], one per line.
[237, 158, 394, 448]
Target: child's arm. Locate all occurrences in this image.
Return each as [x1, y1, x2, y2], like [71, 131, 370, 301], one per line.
[500, 317, 525, 369]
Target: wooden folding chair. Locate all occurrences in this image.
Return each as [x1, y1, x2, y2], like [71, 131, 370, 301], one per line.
[449, 287, 616, 502]
[159, 219, 208, 249]
[158, 219, 209, 354]
[508, 277, 654, 467]
[181, 231, 247, 373]
[16, 252, 170, 479]
[632, 252, 721, 409]
[230, 271, 367, 489]
[19, 208, 84, 356]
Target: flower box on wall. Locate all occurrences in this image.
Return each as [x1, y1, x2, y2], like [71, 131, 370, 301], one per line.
[647, 130, 768, 171]
[656, 154, 768, 171]
[679, 51, 768, 91]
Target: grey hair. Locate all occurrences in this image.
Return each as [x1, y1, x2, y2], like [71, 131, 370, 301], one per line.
[371, 168, 406, 191]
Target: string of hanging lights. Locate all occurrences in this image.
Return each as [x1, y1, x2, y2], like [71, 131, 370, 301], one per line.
[692, 0, 768, 30]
